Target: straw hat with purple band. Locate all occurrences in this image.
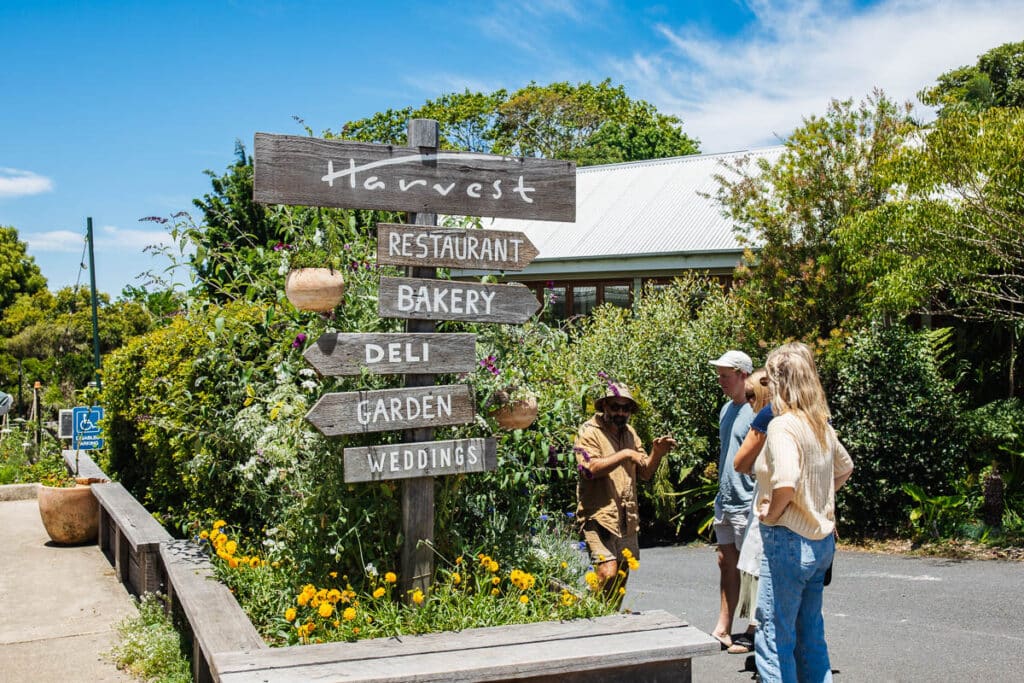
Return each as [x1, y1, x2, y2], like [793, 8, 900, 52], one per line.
[709, 350, 754, 375]
[595, 382, 638, 413]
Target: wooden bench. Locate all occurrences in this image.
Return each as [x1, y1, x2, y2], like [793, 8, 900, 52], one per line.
[91, 481, 174, 596]
[161, 539, 268, 683]
[212, 609, 720, 683]
[62, 448, 108, 481]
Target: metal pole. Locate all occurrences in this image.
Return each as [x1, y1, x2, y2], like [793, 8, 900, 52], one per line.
[86, 217, 102, 390]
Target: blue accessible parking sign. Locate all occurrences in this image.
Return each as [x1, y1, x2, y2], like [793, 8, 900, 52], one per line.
[72, 405, 104, 450]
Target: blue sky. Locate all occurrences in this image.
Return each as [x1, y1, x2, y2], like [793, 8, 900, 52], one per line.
[2, 0, 1022, 297]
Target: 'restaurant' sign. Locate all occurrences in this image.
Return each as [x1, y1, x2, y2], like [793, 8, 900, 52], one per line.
[253, 133, 575, 221]
[343, 438, 497, 482]
[376, 223, 539, 271]
[378, 277, 540, 324]
[303, 333, 476, 376]
[305, 384, 473, 437]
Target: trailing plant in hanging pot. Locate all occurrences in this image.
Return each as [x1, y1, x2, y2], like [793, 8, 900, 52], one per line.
[474, 355, 539, 431]
[277, 208, 353, 312]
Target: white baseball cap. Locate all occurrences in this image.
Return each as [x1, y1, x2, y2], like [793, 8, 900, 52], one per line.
[710, 350, 753, 375]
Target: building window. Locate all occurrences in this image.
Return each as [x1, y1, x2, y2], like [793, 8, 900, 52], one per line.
[572, 286, 597, 316]
[604, 285, 631, 309]
[547, 286, 567, 319]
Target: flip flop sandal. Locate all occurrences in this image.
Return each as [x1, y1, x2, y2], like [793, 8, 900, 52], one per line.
[728, 633, 755, 654]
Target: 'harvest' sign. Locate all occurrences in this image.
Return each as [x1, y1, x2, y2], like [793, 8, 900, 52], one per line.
[343, 438, 497, 482]
[376, 223, 539, 271]
[303, 333, 476, 376]
[253, 133, 575, 221]
[305, 384, 473, 436]
[378, 277, 540, 324]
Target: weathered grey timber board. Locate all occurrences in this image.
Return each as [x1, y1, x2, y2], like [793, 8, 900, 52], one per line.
[253, 133, 576, 221]
[213, 609, 720, 683]
[379, 276, 540, 324]
[62, 448, 107, 480]
[343, 437, 497, 482]
[376, 223, 539, 271]
[304, 332, 476, 376]
[91, 482, 171, 551]
[305, 384, 474, 436]
[161, 539, 267, 677]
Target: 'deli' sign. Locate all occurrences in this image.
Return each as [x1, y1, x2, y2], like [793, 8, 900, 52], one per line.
[253, 133, 575, 221]
[303, 333, 476, 376]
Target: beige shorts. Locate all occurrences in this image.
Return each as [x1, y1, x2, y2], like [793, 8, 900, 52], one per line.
[582, 520, 639, 566]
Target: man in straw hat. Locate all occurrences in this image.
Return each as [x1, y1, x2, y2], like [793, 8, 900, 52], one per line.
[574, 381, 676, 600]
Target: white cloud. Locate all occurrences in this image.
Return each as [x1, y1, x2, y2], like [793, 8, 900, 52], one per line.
[614, 0, 1024, 153]
[96, 224, 174, 250]
[0, 167, 54, 198]
[23, 230, 84, 253]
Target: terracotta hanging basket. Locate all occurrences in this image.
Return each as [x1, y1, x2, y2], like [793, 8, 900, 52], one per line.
[37, 477, 107, 545]
[285, 268, 345, 312]
[492, 396, 539, 431]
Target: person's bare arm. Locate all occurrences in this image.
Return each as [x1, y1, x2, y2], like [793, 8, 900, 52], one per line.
[638, 436, 676, 480]
[733, 430, 766, 474]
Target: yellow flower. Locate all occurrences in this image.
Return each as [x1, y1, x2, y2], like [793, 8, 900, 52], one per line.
[560, 591, 576, 606]
[372, 587, 385, 599]
[353, 627, 361, 635]
[411, 590, 424, 605]
[270, 406, 280, 420]
[487, 560, 499, 573]
[585, 571, 601, 592]
[271, 561, 280, 569]
[326, 589, 342, 604]
[213, 520, 227, 530]
[199, 530, 209, 540]
[627, 557, 639, 571]
[617, 570, 626, 579]
[519, 595, 529, 604]
[491, 576, 500, 586]
[455, 556, 463, 565]
[249, 557, 261, 568]
[318, 602, 334, 618]
[384, 572, 397, 584]
[228, 557, 239, 569]
[490, 588, 500, 596]
[560, 561, 568, 569]
[329, 571, 338, 579]
[225, 540, 238, 555]
[343, 607, 357, 621]
[451, 572, 461, 586]
[621, 548, 633, 559]
[619, 586, 626, 596]
[284, 607, 297, 622]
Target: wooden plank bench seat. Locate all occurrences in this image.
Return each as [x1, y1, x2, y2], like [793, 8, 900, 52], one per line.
[161, 539, 268, 683]
[91, 481, 174, 596]
[213, 609, 720, 683]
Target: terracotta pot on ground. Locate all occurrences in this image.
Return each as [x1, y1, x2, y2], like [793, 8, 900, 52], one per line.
[37, 478, 105, 545]
[285, 268, 345, 312]
[492, 396, 539, 431]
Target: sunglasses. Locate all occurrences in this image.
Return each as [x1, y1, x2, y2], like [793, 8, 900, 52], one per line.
[605, 401, 634, 412]
[759, 376, 771, 386]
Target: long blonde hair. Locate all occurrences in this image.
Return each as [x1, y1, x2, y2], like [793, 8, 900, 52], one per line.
[765, 343, 831, 447]
[746, 369, 771, 413]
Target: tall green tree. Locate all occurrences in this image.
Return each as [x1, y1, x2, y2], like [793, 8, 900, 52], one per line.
[0, 226, 47, 315]
[920, 40, 1024, 115]
[336, 80, 699, 165]
[712, 91, 913, 343]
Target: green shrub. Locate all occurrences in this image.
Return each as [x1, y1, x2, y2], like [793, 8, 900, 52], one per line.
[826, 324, 967, 537]
[106, 593, 191, 683]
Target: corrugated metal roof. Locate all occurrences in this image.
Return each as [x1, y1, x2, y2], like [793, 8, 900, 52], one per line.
[478, 146, 783, 263]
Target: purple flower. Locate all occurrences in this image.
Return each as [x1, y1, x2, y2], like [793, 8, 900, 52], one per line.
[578, 541, 586, 550]
[539, 514, 549, 522]
[573, 446, 591, 462]
[565, 511, 575, 519]
[597, 371, 608, 380]
[609, 384, 621, 396]
[291, 333, 307, 349]
[546, 281, 554, 288]
[576, 463, 593, 479]
[273, 242, 291, 251]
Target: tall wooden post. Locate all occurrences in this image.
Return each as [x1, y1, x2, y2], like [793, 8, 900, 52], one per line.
[401, 118, 439, 596]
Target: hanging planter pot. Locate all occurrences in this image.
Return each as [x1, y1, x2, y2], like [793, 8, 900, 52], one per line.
[285, 268, 345, 312]
[491, 396, 539, 431]
[37, 477, 106, 545]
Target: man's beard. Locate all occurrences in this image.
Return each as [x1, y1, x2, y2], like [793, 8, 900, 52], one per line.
[608, 414, 628, 428]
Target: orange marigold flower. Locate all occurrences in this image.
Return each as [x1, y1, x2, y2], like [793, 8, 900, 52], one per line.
[384, 572, 397, 584]
[373, 587, 385, 599]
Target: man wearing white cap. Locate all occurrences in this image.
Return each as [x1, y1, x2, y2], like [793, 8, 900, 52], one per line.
[708, 349, 756, 648]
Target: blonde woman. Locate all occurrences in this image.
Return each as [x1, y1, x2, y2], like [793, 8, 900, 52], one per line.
[755, 343, 853, 682]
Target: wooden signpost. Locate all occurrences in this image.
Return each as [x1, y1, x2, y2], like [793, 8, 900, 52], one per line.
[376, 223, 539, 271]
[305, 384, 473, 436]
[254, 133, 575, 221]
[343, 438, 497, 482]
[303, 332, 476, 376]
[253, 118, 573, 598]
[378, 277, 540, 324]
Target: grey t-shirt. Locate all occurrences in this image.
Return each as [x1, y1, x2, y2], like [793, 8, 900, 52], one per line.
[716, 400, 755, 514]
[0, 391, 12, 417]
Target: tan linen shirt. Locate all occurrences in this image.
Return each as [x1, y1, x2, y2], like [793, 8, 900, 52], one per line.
[574, 414, 646, 537]
[754, 412, 855, 540]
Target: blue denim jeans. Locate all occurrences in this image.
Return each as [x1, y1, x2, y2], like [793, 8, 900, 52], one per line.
[755, 524, 834, 683]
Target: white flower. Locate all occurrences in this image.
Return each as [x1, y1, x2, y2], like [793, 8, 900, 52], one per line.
[364, 563, 378, 577]
[301, 380, 318, 390]
[299, 368, 316, 378]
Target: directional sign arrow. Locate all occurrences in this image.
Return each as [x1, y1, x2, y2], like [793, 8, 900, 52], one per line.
[376, 223, 539, 271]
[305, 384, 474, 437]
[304, 333, 477, 377]
[378, 277, 540, 325]
[343, 438, 497, 483]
